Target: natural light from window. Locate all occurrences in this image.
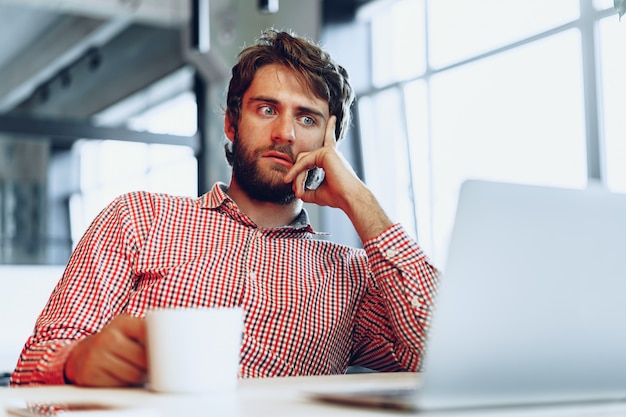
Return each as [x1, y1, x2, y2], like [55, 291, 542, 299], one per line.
[360, 0, 619, 267]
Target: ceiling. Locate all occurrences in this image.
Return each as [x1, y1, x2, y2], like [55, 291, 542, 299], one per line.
[0, 0, 374, 128]
[0, 0, 189, 122]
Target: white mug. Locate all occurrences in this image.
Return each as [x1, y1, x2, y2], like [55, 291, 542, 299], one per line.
[145, 307, 244, 394]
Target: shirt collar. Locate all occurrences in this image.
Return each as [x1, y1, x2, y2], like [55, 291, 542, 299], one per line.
[198, 182, 327, 235]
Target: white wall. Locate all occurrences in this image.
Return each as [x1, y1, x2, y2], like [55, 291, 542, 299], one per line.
[0, 265, 65, 373]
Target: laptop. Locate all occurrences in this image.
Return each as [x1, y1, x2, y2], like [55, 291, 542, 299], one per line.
[311, 179, 626, 411]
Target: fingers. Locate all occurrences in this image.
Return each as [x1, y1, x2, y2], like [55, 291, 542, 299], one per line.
[116, 314, 147, 347]
[80, 346, 143, 387]
[65, 315, 147, 387]
[284, 115, 337, 186]
[101, 343, 147, 386]
[109, 317, 148, 378]
[324, 115, 337, 148]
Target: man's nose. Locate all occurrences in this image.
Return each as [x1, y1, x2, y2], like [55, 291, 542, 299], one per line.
[272, 115, 296, 144]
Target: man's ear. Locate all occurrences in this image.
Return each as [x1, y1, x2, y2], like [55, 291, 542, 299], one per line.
[224, 113, 235, 142]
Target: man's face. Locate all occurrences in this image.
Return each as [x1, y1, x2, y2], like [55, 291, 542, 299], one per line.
[225, 64, 330, 204]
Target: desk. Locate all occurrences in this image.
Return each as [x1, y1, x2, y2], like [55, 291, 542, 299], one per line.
[0, 372, 414, 417]
[2, 373, 626, 417]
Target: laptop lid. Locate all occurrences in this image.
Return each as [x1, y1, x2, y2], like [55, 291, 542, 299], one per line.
[416, 179, 626, 410]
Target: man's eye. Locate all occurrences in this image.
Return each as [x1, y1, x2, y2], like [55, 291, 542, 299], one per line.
[261, 106, 275, 116]
[301, 116, 315, 126]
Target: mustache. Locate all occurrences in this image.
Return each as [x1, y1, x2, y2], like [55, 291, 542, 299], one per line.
[256, 144, 295, 164]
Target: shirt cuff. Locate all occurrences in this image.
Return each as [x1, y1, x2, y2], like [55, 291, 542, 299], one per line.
[41, 341, 78, 385]
[363, 223, 428, 275]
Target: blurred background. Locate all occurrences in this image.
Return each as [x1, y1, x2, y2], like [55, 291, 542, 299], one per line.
[0, 0, 625, 380]
[0, 0, 624, 269]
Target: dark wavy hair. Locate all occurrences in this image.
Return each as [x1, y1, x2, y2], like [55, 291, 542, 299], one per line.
[224, 29, 355, 165]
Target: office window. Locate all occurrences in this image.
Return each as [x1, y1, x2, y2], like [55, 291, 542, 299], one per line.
[404, 80, 432, 251]
[597, 15, 626, 193]
[428, 30, 587, 260]
[356, 0, 618, 266]
[594, 0, 616, 10]
[69, 92, 198, 246]
[428, 0, 579, 68]
[359, 88, 417, 237]
[370, 0, 426, 86]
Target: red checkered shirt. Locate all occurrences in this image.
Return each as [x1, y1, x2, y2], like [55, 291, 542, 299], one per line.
[11, 183, 439, 385]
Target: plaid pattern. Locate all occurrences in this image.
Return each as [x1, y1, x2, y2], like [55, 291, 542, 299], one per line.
[11, 183, 438, 385]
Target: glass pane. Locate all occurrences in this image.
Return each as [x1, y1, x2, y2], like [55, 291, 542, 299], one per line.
[598, 16, 626, 193]
[429, 30, 587, 264]
[101, 141, 151, 185]
[77, 140, 150, 189]
[371, 0, 426, 87]
[359, 89, 417, 238]
[127, 92, 197, 136]
[428, 0, 579, 68]
[147, 145, 197, 197]
[594, 0, 616, 11]
[404, 80, 435, 259]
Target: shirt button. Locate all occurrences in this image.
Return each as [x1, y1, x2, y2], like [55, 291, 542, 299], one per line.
[410, 296, 420, 307]
[385, 249, 398, 258]
[249, 271, 257, 279]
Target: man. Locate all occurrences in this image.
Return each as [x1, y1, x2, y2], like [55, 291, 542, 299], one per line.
[11, 29, 439, 387]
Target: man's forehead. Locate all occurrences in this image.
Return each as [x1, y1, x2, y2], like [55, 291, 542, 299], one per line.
[246, 64, 329, 112]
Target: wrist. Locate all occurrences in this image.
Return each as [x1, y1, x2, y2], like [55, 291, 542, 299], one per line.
[344, 187, 393, 242]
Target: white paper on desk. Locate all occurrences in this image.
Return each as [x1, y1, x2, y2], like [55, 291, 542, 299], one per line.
[4, 400, 160, 417]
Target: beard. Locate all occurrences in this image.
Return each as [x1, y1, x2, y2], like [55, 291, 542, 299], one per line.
[230, 132, 297, 205]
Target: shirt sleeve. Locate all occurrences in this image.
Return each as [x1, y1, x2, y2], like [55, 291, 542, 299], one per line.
[349, 223, 440, 372]
[10, 193, 146, 386]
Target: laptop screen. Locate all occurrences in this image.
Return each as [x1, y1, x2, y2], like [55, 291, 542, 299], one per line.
[418, 180, 626, 409]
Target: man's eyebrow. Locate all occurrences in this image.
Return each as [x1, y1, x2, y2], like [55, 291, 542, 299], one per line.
[248, 95, 278, 106]
[298, 106, 327, 121]
[248, 95, 327, 121]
